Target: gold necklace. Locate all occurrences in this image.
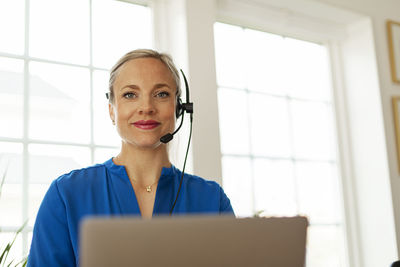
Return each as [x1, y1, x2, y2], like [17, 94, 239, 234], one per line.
[132, 179, 158, 193]
[114, 156, 159, 193]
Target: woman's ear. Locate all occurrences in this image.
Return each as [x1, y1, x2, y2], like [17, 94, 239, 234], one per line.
[109, 103, 115, 125]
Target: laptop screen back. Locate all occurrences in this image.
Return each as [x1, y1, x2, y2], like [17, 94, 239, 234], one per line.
[80, 215, 308, 267]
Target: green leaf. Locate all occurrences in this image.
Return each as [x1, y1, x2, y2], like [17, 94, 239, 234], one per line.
[12, 256, 27, 267]
[6, 259, 14, 267]
[0, 243, 12, 265]
[0, 221, 28, 266]
[15, 221, 27, 235]
[253, 210, 265, 217]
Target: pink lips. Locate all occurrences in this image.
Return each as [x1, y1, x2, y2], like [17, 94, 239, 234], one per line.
[132, 120, 160, 130]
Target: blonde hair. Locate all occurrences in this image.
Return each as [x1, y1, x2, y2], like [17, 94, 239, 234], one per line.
[108, 49, 181, 103]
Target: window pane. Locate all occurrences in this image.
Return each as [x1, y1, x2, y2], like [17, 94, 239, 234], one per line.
[92, 0, 153, 69]
[0, 142, 23, 183]
[249, 93, 291, 157]
[0, 0, 24, 55]
[253, 159, 297, 216]
[214, 23, 245, 88]
[28, 144, 91, 184]
[29, 61, 91, 143]
[221, 156, 253, 217]
[0, 142, 23, 226]
[291, 100, 334, 160]
[93, 70, 121, 146]
[285, 38, 331, 101]
[296, 161, 341, 224]
[0, 184, 22, 226]
[215, 22, 345, 266]
[0, 57, 24, 138]
[29, 0, 90, 65]
[218, 88, 250, 155]
[244, 29, 287, 95]
[307, 225, 346, 267]
[28, 144, 91, 226]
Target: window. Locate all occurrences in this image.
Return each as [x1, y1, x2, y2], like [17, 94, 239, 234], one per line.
[214, 22, 347, 266]
[0, 0, 152, 261]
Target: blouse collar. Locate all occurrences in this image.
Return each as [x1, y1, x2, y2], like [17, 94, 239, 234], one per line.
[103, 157, 177, 182]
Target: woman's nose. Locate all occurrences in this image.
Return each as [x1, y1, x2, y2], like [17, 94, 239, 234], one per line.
[138, 97, 155, 115]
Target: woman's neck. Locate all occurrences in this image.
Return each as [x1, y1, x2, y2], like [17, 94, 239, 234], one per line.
[113, 143, 171, 186]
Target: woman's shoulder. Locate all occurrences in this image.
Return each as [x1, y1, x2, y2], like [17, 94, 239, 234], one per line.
[175, 167, 234, 213]
[54, 159, 110, 187]
[177, 168, 222, 192]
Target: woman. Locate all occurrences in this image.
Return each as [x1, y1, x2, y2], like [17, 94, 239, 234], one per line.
[27, 49, 234, 266]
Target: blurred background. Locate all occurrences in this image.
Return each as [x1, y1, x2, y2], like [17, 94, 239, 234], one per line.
[0, 0, 399, 266]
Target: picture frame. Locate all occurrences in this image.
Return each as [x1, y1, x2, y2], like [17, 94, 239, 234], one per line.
[387, 20, 400, 84]
[393, 96, 400, 173]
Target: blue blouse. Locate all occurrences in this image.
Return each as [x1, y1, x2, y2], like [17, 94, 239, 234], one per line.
[28, 158, 234, 267]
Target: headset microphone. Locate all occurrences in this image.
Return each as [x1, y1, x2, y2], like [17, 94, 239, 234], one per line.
[159, 112, 185, 143]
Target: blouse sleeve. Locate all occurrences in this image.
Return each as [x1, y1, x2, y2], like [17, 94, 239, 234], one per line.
[219, 186, 235, 215]
[28, 180, 76, 267]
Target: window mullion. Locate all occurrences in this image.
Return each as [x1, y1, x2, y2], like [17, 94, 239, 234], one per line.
[245, 89, 256, 215]
[22, 0, 31, 256]
[242, 27, 257, 216]
[89, 0, 95, 164]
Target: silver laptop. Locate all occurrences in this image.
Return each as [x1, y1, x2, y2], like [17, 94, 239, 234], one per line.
[80, 215, 308, 267]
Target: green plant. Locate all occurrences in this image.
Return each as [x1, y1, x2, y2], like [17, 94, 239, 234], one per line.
[253, 210, 265, 217]
[0, 162, 28, 267]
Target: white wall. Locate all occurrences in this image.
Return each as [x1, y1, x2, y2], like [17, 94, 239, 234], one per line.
[336, 18, 397, 266]
[312, 1, 400, 264]
[152, 0, 400, 265]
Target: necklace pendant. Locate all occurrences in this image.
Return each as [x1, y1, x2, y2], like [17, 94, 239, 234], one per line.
[146, 186, 151, 193]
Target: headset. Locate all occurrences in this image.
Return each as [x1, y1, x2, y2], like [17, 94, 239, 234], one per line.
[166, 69, 193, 215]
[106, 69, 194, 215]
[160, 69, 193, 144]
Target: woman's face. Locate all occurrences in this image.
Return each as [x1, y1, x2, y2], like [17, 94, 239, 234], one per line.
[109, 57, 176, 150]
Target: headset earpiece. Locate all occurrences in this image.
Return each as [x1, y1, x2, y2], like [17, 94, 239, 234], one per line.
[176, 97, 183, 118]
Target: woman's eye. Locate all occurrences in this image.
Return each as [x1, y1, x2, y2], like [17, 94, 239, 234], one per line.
[156, 91, 170, 98]
[123, 92, 136, 99]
